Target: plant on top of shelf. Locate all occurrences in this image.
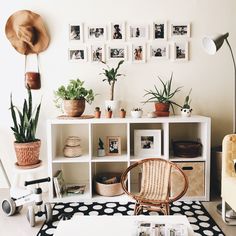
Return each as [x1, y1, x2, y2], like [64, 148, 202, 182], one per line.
[105, 106, 113, 118]
[131, 107, 143, 118]
[54, 78, 95, 117]
[94, 106, 101, 118]
[10, 86, 42, 167]
[181, 88, 193, 117]
[120, 108, 126, 118]
[143, 73, 182, 117]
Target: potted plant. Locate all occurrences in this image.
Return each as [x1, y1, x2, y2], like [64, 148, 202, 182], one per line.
[94, 107, 101, 118]
[144, 73, 182, 117]
[181, 89, 192, 117]
[119, 108, 126, 118]
[100, 60, 125, 115]
[10, 87, 41, 167]
[105, 106, 113, 118]
[97, 138, 105, 157]
[54, 79, 95, 117]
[131, 108, 143, 118]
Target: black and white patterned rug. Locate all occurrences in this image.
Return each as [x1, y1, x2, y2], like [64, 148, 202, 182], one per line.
[37, 201, 224, 236]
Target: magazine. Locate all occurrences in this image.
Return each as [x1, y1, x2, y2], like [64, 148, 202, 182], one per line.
[136, 221, 188, 236]
[53, 170, 86, 198]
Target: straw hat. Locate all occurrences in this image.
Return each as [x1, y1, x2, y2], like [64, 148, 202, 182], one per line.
[5, 10, 50, 55]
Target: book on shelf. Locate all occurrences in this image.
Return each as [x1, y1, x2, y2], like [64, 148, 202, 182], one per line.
[53, 170, 86, 198]
[136, 221, 188, 236]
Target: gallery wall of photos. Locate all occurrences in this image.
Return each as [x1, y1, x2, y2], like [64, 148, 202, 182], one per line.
[68, 22, 191, 63]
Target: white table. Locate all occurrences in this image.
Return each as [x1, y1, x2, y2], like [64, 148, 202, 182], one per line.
[54, 215, 195, 236]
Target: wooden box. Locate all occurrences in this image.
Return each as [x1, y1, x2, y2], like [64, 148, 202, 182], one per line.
[171, 162, 205, 197]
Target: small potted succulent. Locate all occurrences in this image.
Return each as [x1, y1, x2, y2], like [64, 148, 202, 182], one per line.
[119, 108, 126, 118]
[105, 106, 113, 118]
[54, 79, 95, 117]
[144, 73, 182, 117]
[97, 138, 105, 157]
[94, 107, 101, 118]
[131, 108, 143, 118]
[181, 89, 192, 117]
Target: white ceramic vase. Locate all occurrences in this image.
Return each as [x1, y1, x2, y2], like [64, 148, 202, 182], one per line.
[131, 110, 143, 118]
[181, 108, 192, 117]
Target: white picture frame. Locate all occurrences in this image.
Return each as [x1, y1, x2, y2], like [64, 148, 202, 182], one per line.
[68, 47, 87, 62]
[106, 44, 127, 61]
[134, 129, 161, 157]
[170, 22, 191, 38]
[152, 21, 167, 40]
[69, 23, 84, 42]
[131, 43, 146, 63]
[86, 25, 107, 41]
[110, 22, 125, 41]
[90, 44, 105, 62]
[149, 43, 169, 61]
[127, 24, 149, 40]
[173, 41, 189, 61]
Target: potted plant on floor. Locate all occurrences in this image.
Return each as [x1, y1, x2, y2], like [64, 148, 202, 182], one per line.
[144, 73, 182, 117]
[100, 60, 125, 115]
[10, 87, 41, 167]
[181, 89, 192, 117]
[54, 79, 95, 117]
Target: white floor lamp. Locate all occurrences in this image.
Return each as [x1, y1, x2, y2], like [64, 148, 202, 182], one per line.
[202, 32, 236, 219]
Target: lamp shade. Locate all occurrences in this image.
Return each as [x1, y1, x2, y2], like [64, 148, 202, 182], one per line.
[202, 33, 229, 55]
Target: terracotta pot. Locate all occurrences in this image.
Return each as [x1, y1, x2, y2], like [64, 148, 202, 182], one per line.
[155, 102, 170, 117]
[106, 111, 113, 118]
[64, 99, 85, 117]
[14, 140, 41, 166]
[119, 111, 126, 118]
[94, 111, 101, 118]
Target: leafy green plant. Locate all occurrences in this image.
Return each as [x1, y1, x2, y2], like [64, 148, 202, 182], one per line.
[182, 89, 192, 109]
[98, 138, 104, 149]
[106, 106, 112, 112]
[144, 73, 182, 112]
[132, 107, 142, 111]
[54, 79, 95, 109]
[10, 87, 41, 143]
[100, 60, 125, 100]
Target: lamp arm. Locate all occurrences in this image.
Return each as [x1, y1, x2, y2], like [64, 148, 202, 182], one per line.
[225, 38, 236, 133]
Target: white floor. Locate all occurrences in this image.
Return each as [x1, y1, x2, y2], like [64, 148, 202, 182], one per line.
[0, 188, 236, 236]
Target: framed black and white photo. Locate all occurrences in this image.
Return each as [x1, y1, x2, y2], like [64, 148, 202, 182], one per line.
[152, 22, 167, 40]
[69, 23, 83, 42]
[69, 47, 87, 62]
[106, 136, 121, 156]
[149, 43, 169, 61]
[131, 43, 146, 63]
[170, 23, 191, 38]
[127, 24, 149, 40]
[134, 130, 161, 157]
[90, 44, 105, 62]
[173, 42, 189, 61]
[106, 44, 127, 61]
[110, 22, 125, 41]
[87, 25, 107, 41]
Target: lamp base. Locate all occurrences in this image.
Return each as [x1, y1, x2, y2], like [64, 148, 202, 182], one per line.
[217, 203, 236, 219]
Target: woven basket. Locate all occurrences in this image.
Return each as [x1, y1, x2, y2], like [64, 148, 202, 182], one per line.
[65, 136, 81, 147]
[63, 145, 82, 157]
[14, 140, 41, 166]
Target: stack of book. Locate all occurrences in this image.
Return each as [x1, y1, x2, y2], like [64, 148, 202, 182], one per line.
[53, 170, 86, 198]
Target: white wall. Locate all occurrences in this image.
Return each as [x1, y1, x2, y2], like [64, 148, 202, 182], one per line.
[0, 0, 235, 187]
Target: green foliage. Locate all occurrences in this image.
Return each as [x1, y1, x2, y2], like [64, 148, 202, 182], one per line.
[132, 107, 142, 111]
[182, 89, 192, 109]
[54, 79, 95, 109]
[100, 60, 125, 100]
[98, 138, 104, 149]
[10, 87, 41, 143]
[144, 73, 182, 113]
[106, 106, 112, 112]
[95, 107, 100, 112]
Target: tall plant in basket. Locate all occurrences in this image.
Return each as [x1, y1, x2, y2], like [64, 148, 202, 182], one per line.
[10, 86, 41, 167]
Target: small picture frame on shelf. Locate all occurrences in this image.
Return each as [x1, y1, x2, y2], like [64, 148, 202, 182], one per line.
[170, 22, 191, 38]
[127, 24, 149, 40]
[68, 47, 87, 62]
[134, 129, 161, 157]
[106, 136, 121, 156]
[106, 44, 127, 61]
[90, 44, 105, 62]
[173, 41, 189, 61]
[131, 43, 146, 63]
[152, 21, 167, 40]
[86, 25, 107, 41]
[149, 43, 169, 61]
[110, 22, 125, 41]
[69, 23, 83, 42]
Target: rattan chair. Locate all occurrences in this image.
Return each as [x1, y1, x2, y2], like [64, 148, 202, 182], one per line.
[121, 158, 188, 215]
